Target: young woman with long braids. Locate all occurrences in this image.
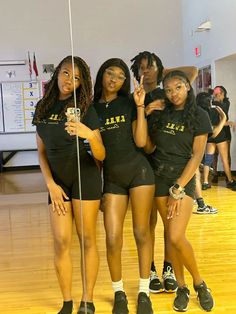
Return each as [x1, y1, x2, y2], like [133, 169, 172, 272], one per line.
[33, 56, 105, 314]
[145, 70, 214, 312]
[130, 51, 198, 295]
[93, 58, 155, 314]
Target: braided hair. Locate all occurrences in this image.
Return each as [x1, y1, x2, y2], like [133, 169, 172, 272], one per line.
[130, 51, 164, 84]
[33, 55, 92, 124]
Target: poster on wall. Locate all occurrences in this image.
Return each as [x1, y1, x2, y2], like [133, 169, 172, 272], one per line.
[195, 66, 212, 95]
[0, 85, 4, 132]
[1, 81, 40, 133]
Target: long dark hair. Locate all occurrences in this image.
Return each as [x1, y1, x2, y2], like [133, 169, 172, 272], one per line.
[149, 70, 199, 138]
[93, 58, 130, 102]
[196, 92, 212, 114]
[33, 55, 92, 124]
[130, 51, 164, 84]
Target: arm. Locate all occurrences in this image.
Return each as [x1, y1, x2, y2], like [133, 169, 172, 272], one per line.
[36, 133, 69, 214]
[132, 76, 148, 147]
[143, 134, 156, 154]
[176, 134, 207, 188]
[65, 122, 105, 161]
[211, 106, 227, 138]
[87, 129, 105, 161]
[163, 66, 198, 84]
[167, 134, 207, 219]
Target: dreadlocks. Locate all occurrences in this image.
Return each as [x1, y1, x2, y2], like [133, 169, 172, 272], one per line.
[130, 51, 164, 84]
[33, 55, 92, 124]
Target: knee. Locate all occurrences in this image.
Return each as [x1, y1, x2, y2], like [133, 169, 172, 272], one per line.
[54, 235, 71, 255]
[168, 233, 184, 251]
[133, 226, 149, 245]
[203, 154, 214, 167]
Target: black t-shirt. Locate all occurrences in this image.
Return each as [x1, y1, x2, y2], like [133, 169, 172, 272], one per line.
[94, 96, 138, 167]
[148, 106, 212, 167]
[35, 100, 100, 160]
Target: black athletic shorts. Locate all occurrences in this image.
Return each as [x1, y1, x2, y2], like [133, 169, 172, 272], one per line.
[153, 162, 195, 199]
[103, 154, 155, 195]
[48, 152, 102, 203]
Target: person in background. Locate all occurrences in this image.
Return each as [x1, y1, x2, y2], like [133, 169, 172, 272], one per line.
[33, 56, 105, 314]
[130, 51, 198, 294]
[210, 86, 236, 184]
[194, 91, 227, 213]
[199, 89, 236, 191]
[145, 70, 214, 312]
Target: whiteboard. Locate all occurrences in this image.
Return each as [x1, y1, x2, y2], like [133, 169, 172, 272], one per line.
[1, 81, 40, 133]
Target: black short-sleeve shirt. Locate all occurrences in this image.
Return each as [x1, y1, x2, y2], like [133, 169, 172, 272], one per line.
[35, 100, 100, 160]
[148, 106, 212, 167]
[94, 96, 138, 167]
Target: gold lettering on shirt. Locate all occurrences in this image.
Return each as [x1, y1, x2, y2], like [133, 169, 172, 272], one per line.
[105, 115, 126, 125]
[166, 122, 185, 133]
[49, 114, 59, 121]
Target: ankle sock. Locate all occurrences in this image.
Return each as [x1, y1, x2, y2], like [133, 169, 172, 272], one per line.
[112, 279, 124, 293]
[139, 278, 150, 296]
[58, 300, 73, 314]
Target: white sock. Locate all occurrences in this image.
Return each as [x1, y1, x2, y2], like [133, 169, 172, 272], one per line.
[112, 279, 124, 293]
[139, 278, 150, 296]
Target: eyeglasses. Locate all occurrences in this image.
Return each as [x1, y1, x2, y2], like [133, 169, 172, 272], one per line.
[105, 69, 126, 82]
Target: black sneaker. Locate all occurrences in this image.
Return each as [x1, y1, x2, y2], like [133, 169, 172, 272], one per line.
[149, 270, 164, 293]
[194, 205, 218, 215]
[112, 291, 129, 314]
[137, 292, 153, 314]
[77, 301, 95, 314]
[162, 266, 178, 293]
[202, 183, 211, 190]
[194, 281, 214, 312]
[211, 174, 218, 184]
[227, 179, 236, 191]
[173, 286, 190, 312]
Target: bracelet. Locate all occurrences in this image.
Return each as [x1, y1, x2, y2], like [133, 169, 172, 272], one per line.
[169, 185, 186, 200]
[136, 104, 145, 108]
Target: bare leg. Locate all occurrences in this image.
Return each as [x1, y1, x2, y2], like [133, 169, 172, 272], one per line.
[73, 199, 100, 302]
[217, 141, 233, 182]
[49, 202, 73, 301]
[155, 196, 203, 287]
[103, 193, 129, 282]
[130, 185, 154, 278]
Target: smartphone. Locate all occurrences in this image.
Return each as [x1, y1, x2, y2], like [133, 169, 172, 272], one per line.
[66, 107, 80, 122]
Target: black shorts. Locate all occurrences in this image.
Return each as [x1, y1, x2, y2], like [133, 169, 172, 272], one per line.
[103, 154, 155, 195]
[48, 153, 102, 203]
[153, 162, 195, 199]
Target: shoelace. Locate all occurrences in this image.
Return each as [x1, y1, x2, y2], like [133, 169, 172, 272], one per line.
[163, 266, 176, 280]
[150, 270, 159, 280]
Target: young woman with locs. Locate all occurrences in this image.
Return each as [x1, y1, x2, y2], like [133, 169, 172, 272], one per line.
[93, 58, 155, 314]
[145, 70, 214, 312]
[33, 56, 105, 314]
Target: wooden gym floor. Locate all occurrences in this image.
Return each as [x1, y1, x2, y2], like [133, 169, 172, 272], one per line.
[0, 169, 236, 314]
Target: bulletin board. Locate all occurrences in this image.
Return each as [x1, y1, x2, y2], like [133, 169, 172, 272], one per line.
[0, 81, 40, 133]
